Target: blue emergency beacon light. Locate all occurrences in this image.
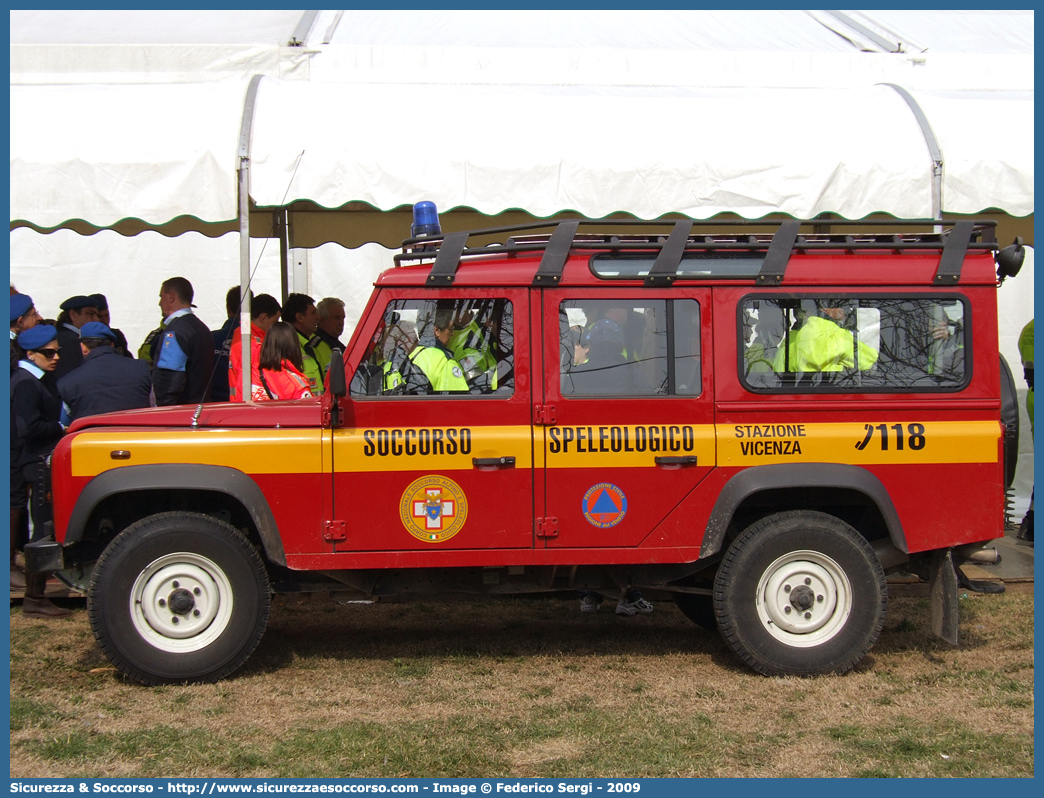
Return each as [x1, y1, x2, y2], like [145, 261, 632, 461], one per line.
[411, 201, 442, 238]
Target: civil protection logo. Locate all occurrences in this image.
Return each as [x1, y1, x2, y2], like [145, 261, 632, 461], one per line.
[399, 475, 469, 543]
[582, 482, 627, 528]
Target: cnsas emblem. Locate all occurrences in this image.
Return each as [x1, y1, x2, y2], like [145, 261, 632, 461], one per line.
[399, 475, 469, 543]
[582, 482, 628, 528]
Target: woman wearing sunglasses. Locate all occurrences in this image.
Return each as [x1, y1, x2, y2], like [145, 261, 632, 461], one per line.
[10, 324, 71, 618]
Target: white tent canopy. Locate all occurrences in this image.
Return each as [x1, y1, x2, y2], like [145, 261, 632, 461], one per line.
[11, 82, 246, 228]
[11, 9, 1034, 54]
[249, 81, 1033, 221]
[11, 79, 1032, 228]
[9, 10, 1035, 229]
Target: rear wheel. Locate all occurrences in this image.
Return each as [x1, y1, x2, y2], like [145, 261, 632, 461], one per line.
[88, 512, 271, 685]
[714, 511, 886, 676]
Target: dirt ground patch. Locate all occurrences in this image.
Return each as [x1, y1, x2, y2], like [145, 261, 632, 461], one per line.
[8, 591, 1034, 778]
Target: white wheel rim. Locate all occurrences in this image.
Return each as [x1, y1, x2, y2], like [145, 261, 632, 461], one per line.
[755, 549, 852, 648]
[130, 552, 234, 653]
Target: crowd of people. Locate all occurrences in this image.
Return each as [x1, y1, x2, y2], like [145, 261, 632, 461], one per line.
[9, 278, 348, 616]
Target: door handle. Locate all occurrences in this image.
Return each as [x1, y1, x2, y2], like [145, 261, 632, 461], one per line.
[473, 456, 516, 469]
[655, 456, 699, 467]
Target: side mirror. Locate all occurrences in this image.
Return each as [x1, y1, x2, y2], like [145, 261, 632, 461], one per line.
[322, 349, 348, 429]
[328, 348, 347, 398]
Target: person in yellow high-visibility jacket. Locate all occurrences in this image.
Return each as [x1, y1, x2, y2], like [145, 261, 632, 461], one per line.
[402, 310, 469, 393]
[381, 360, 402, 392]
[1019, 318, 1034, 430]
[774, 302, 879, 373]
[1018, 318, 1033, 544]
[449, 315, 499, 391]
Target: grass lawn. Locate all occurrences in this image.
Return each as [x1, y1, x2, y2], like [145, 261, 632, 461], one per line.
[8, 590, 1034, 778]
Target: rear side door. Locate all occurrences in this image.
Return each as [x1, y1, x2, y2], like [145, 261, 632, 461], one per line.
[331, 288, 534, 552]
[538, 289, 716, 548]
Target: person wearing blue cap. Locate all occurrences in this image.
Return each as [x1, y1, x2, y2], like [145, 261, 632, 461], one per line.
[10, 324, 72, 617]
[10, 293, 42, 374]
[9, 294, 43, 587]
[53, 295, 100, 381]
[87, 293, 132, 358]
[9, 293, 40, 337]
[57, 321, 152, 423]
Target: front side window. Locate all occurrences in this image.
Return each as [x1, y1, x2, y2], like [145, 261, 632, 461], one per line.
[559, 299, 700, 397]
[740, 296, 968, 392]
[351, 298, 514, 397]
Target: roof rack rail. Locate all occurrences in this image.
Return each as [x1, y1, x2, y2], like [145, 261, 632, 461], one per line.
[392, 218, 999, 287]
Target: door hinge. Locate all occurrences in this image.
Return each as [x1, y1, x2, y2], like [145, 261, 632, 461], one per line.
[535, 405, 557, 425]
[323, 520, 347, 542]
[536, 517, 559, 538]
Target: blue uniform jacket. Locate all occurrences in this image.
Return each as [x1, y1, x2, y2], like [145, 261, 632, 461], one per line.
[209, 316, 237, 402]
[10, 366, 63, 470]
[152, 311, 215, 406]
[52, 325, 85, 382]
[57, 346, 152, 422]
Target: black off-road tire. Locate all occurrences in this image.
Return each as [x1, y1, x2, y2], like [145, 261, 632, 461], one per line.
[714, 510, 886, 676]
[88, 512, 271, 685]
[674, 593, 717, 631]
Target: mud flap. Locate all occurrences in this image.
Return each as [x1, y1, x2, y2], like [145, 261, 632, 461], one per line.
[929, 549, 959, 646]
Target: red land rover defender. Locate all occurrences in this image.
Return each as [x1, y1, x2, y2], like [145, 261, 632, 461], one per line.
[31, 213, 1025, 684]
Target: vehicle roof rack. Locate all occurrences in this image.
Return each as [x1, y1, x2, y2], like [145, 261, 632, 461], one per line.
[392, 218, 999, 287]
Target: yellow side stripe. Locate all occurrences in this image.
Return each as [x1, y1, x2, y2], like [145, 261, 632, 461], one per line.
[70, 430, 326, 477]
[68, 419, 999, 479]
[333, 425, 533, 472]
[718, 420, 999, 466]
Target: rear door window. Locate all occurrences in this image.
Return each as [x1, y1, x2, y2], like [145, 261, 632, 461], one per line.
[559, 298, 701, 397]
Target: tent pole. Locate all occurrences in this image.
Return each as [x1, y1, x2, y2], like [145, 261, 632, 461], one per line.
[237, 75, 264, 403]
[880, 83, 943, 228]
[278, 209, 290, 304]
[238, 159, 252, 403]
[289, 11, 320, 46]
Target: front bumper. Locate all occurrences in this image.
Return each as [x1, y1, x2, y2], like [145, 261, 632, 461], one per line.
[24, 536, 64, 573]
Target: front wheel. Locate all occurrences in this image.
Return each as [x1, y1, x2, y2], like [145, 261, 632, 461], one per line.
[88, 512, 271, 685]
[714, 511, 886, 676]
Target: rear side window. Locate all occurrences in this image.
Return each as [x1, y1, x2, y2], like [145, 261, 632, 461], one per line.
[560, 298, 701, 397]
[740, 296, 968, 392]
